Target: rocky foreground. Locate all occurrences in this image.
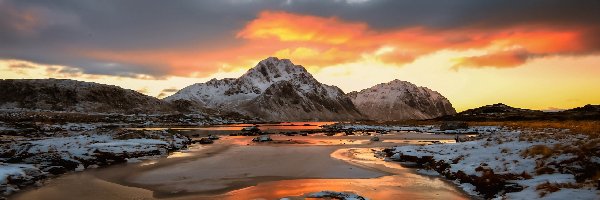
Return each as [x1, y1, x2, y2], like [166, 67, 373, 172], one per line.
[0, 129, 191, 197]
[384, 126, 599, 199]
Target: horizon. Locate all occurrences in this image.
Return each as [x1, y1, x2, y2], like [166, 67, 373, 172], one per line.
[1, 63, 597, 113]
[2, 0, 600, 112]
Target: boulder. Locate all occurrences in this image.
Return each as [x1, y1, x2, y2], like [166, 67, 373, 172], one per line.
[307, 191, 367, 200]
[252, 135, 272, 142]
[195, 138, 213, 144]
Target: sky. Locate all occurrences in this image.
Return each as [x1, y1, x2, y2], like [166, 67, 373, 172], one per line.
[1, 0, 600, 111]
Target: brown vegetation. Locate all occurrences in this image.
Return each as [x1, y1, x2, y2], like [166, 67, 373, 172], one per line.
[469, 120, 600, 137]
[521, 145, 554, 158]
[536, 182, 580, 197]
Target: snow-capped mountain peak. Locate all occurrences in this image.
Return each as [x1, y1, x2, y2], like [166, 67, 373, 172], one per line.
[238, 57, 313, 92]
[165, 57, 362, 121]
[349, 79, 456, 120]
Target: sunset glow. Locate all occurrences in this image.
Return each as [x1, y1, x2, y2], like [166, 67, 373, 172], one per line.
[1, 0, 599, 111]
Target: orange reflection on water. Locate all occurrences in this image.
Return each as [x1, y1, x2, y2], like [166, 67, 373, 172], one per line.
[214, 147, 469, 200]
[125, 122, 336, 131]
[220, 175, 468, 200]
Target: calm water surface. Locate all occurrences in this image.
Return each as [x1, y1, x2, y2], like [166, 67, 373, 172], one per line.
[11, 122, 471, 200]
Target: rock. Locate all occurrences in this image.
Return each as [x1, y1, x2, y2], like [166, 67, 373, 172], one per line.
[307, 191, 367, 200]
[283, 132, 298, 136]
[504, 182, 524, 193]
[74, 164, 85, 172]
[43, 166, 67, 175]
[440, 121, 468, 130]
[242, 126, 261, 133]
[252, 135, 272, 142]
[196, 138, 214, 144]
[208, 135, 220, 140]
[87, 164, 99, 169]
[126, 158, 142, 163]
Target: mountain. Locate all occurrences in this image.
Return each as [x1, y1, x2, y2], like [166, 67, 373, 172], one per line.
[439, 103, 600, 121]
[165, 57, 363, 121]
[443, 103, 545, 121]
[459, 103, 541, 115]
[347, 80, 456, 120]
[0, 79, 174, 113]
[549, 104, 600, 120]
[565, 104, 600, 113]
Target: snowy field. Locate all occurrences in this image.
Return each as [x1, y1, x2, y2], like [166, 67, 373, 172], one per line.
[0, 130, 190, 196]
[389, 127, 599, 199]
[336, 123, 500, 134]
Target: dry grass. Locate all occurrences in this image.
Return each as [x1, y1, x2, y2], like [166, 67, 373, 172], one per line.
[521, 145, 554, 158]
[536, 182, 581, 197]
[469, 120, 600, 137]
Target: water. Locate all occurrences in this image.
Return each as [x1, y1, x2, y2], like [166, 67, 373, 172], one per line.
[11, 122, 471, 200]
[125, 121, 336, 136]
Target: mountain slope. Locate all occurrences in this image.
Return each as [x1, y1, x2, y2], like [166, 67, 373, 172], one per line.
[348, 80, 456, 120]
[0, 79, 173, 113]
[165, 57, 363, 121]
[439, 103, 600, 121]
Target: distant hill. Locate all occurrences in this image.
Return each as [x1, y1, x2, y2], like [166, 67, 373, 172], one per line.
[0, 79, 175, 114]
[439, 103, 600, 121]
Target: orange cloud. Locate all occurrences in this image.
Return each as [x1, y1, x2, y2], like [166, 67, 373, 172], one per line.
[453, 50, 530, 69]
[237, 11, 368, 45]
[82, 11, 594, 77]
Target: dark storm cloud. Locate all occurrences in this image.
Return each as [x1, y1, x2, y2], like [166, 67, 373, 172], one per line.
[244, 0, 596, 33]
[1, 0, 599, 77]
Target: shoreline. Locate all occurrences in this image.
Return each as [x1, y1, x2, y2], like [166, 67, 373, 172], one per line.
[9, 133, 470, 200]
[385, 128, 600, 199]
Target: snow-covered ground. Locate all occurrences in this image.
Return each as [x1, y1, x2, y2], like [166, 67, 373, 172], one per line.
[334, 123, 500, 134]
[0, 130, 190, 196]
[389, 128, 599, 199]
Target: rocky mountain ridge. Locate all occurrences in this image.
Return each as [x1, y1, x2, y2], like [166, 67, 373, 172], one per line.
[0, 79, 174, 114]
[348, 79, 456, 120]
[1, 58, 461, 121]
[165, 57, 363, 121]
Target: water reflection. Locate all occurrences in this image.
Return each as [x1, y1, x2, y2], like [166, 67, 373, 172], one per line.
[219, 175, 467, 200]
[214, 147, 468, 200]
[167, 145, 207, 158]
[11, 122, 472, 200]
[126, 122, 335, 131]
